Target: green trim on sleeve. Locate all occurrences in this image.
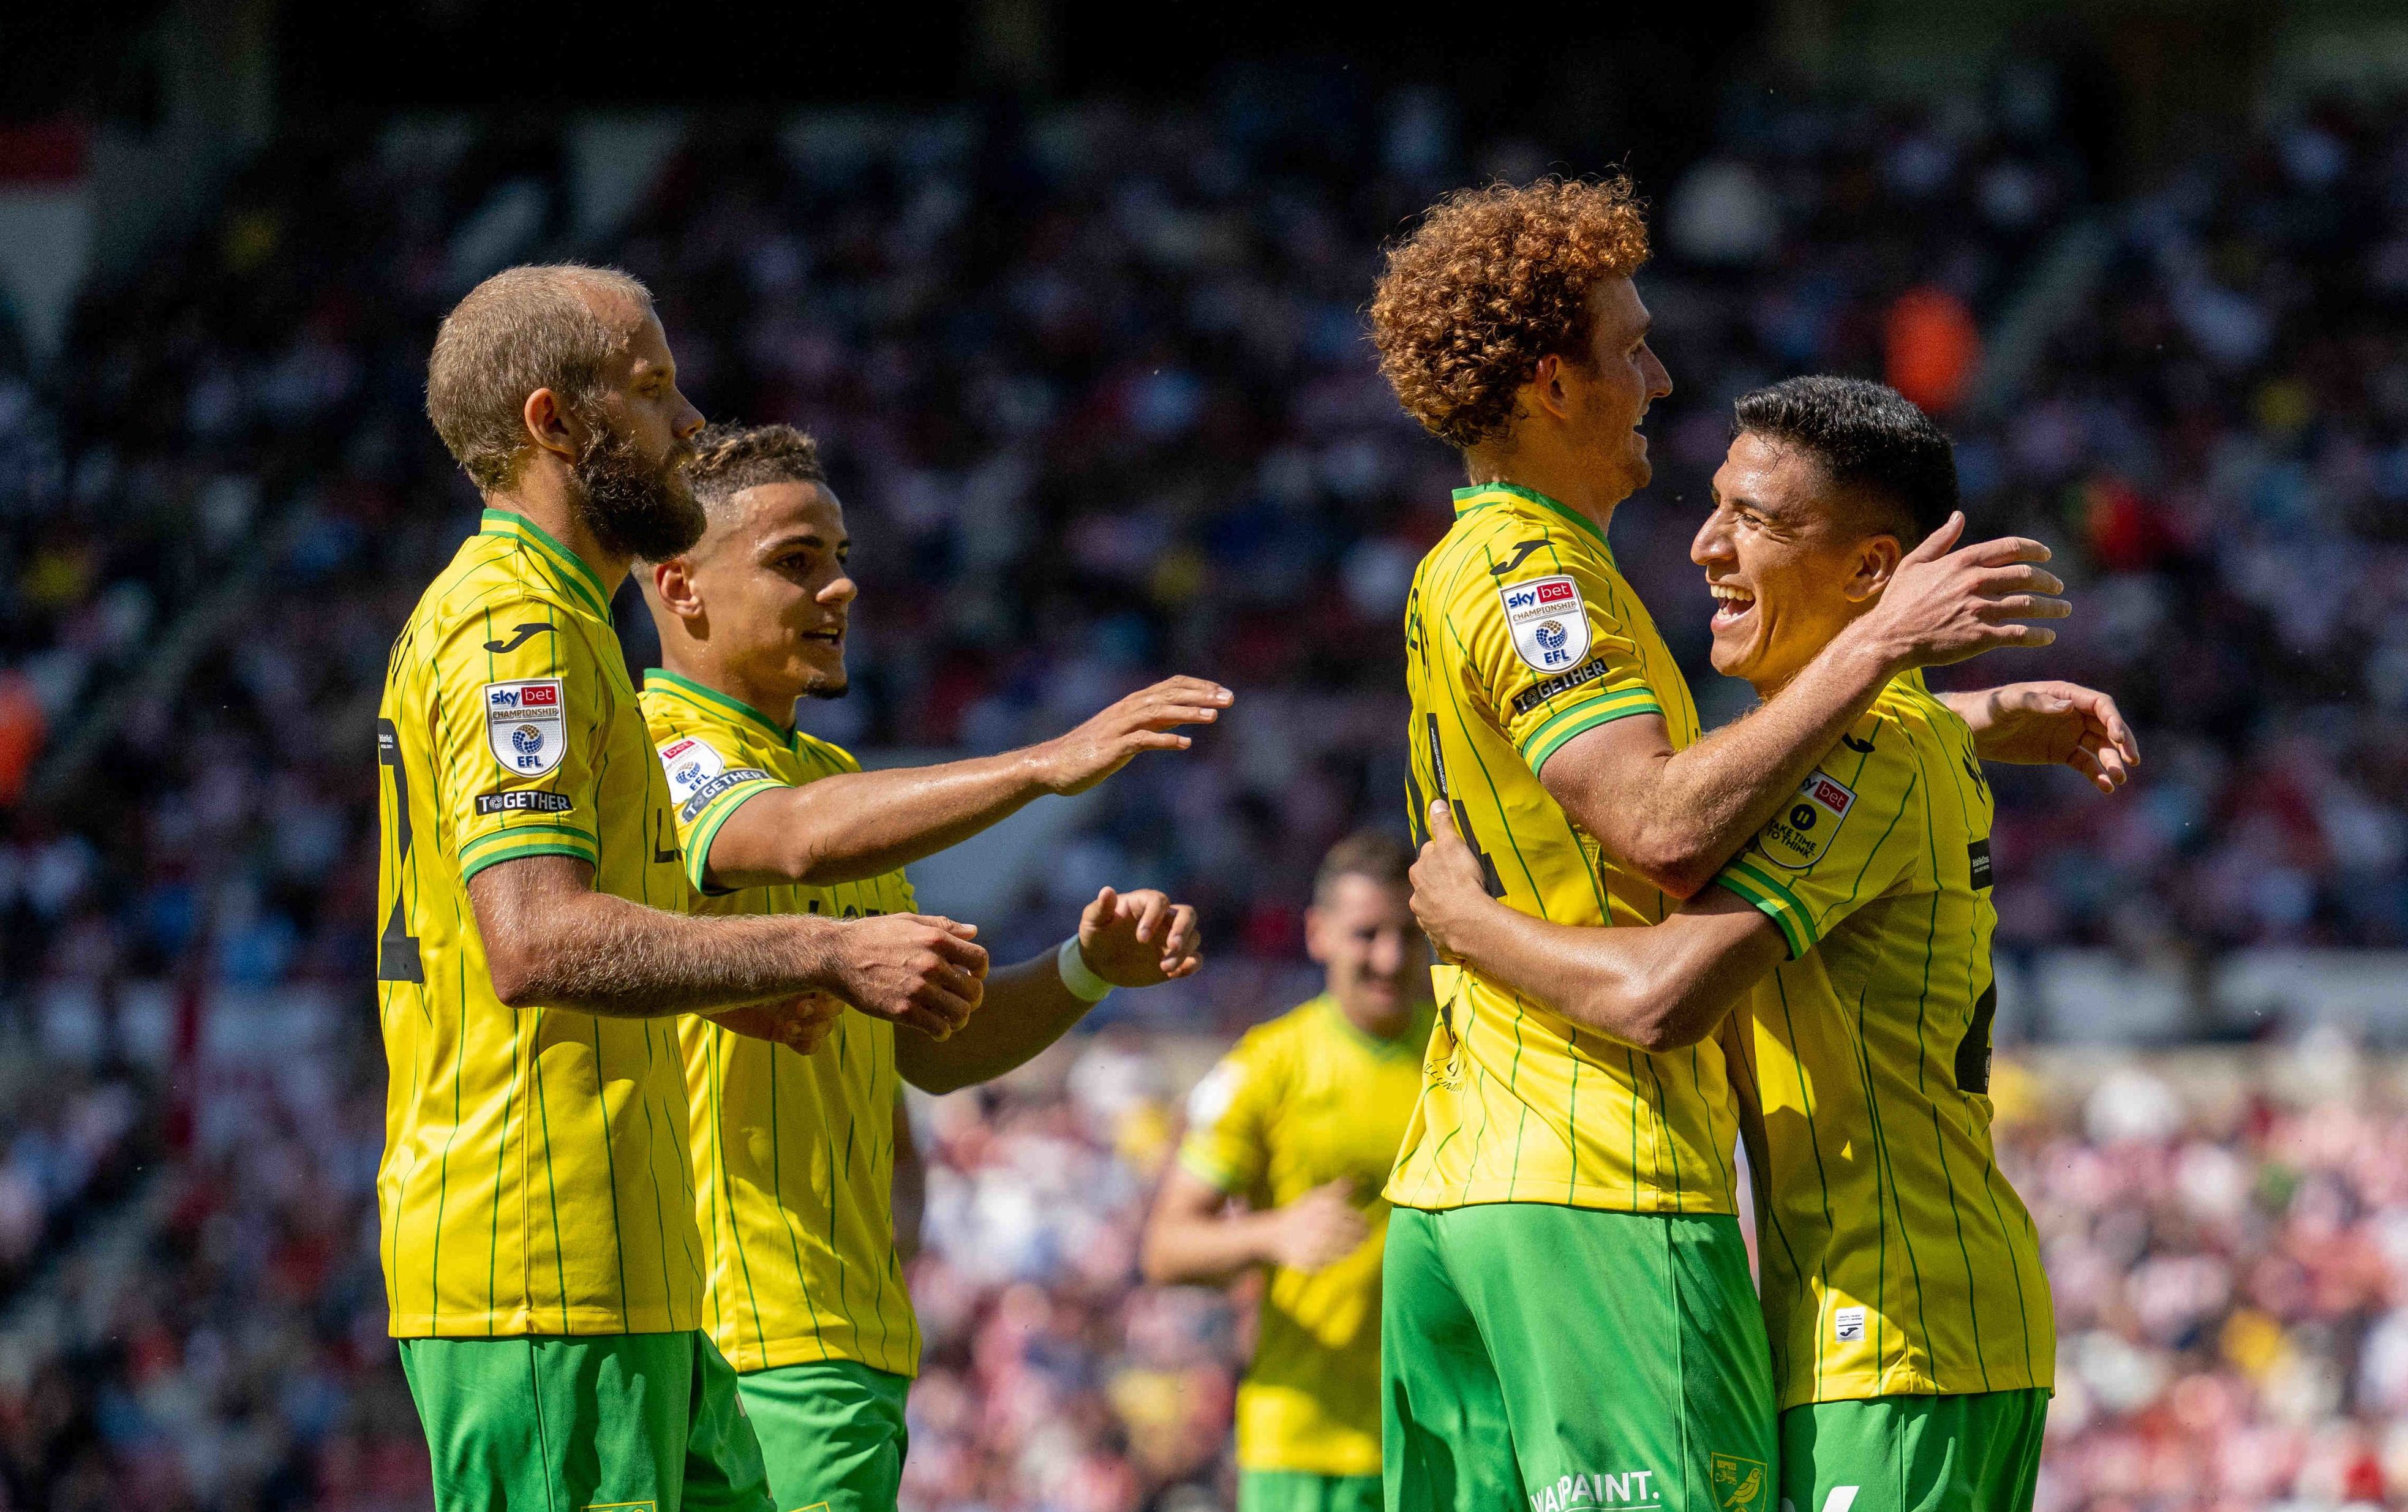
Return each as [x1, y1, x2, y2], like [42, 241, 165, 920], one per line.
[683, 780, 781, 894]
[459, 839, 601, 884]
[1521, 688, 1665, 773]
[1175, 1145, 1245, 1196]
[1712, 856, 1816, 959]
[460, 821, 598, 859]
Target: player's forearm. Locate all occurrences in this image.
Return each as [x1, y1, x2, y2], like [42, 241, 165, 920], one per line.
[1600, 631, 1895, 896]
[1140, 1205, 1286, 1285]
[1437, 895, 1770, 1052]
[707, 753, 1056, 889]
[892, 952, 1093, 1094]
[476, 877, 845, 1018]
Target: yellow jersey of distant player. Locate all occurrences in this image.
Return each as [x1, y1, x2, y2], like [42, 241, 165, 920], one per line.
[1178, 995, 1435, 1477]
[374, 508, 704, 1337]
[639, 668, 922, 1378]
[1715, 672, 2055, 1409]
[1388, 482, 1739, 1216]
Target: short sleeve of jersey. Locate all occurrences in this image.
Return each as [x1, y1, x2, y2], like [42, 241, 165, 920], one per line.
[649, 718, 787, 896]
[1450, 543, 1665, 775]
[432, 593, 610, 884]
[1175, 1031, 1283, 1201]
[1711, 734, 1924, 959]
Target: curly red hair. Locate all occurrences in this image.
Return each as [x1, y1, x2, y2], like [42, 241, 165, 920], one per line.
[1369, 177, 1652, 450]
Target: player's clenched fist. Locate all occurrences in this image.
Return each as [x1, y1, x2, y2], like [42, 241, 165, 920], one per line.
[1854, 511, 2071, 668]
[826, 912, 988, 1040]
[1077, 886, 1203, 987]
[707, 993, 846, 1055]
[1032, 676, 1234, 795]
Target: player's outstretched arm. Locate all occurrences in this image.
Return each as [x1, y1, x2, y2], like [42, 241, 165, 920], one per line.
[1541, 513, 2067, 898]
[1937, 680, 2139, 793]
[468, 852, 987, 1039]
[894, 886, 1200, 1094]
[1140, 1172, 1368, 1286]
[702, 677, 1233, 890]
[1411, 803, 1783, 1052]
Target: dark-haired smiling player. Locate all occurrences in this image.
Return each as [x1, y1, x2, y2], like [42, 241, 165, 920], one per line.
[1412, 377, 2106, 1512]
[1366, 181, 2133, 1512]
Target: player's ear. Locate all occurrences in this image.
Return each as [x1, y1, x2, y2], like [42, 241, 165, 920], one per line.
[1527, 353, 1575, 422]
[1848, 535, 1906, 604]
[1301, 905, 1331, 966]
[522, 386, 585, 465]
[650, 557, 705, 622]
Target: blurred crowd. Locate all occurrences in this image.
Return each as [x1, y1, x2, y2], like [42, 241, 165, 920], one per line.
[8, 1028, 2408, 1512]
[4, 52, 2408, 1512]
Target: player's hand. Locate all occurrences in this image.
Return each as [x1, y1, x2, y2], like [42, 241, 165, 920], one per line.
[1410, 801, 1496, 961]
[1077, 886, 1203, 987]
[1954, 681, 2140, 794]
[1266, 1181, 1371, 1272]
[824, 914, 988, 1040]
[707, 993, 846, 1056]
[1850, 513, 2069, 671]
[1033, 677, 1235, 795]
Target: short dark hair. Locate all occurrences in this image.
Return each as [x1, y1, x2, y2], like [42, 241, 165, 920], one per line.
[686, 422, 828, 515]
[1314, 830, 1413, 903]
[1731, 376, 1957, 544]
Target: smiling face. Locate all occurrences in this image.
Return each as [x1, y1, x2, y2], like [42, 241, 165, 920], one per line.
[1559, 277, 1674, 500]
[1693, 431, 1905, 694]
[1306, 873, 1430, 1033]
[674, 480, 857, 709]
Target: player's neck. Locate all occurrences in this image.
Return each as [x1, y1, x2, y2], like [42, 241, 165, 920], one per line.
[481, 480, 632, 599]
[1459, 436, 1624, 536]
[1334, 990, 1416, 1043]
[656, 643, 797, 734]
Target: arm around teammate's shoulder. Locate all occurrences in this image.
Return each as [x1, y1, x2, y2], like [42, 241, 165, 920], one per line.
[1539, 514, 2066, 898]
[1409, 802, 1785, 1052]
[701, 676, 1232, 889]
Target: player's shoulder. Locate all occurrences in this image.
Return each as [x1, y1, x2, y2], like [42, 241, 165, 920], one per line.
[413, 541, 595, 653]
[793, 730, 863, 777]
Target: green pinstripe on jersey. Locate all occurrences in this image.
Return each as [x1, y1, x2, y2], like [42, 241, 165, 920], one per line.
[375, 510, 705, 1338]
[1714, 674, 2054, 1410]
[639, 672, 924, 1378]
[1385, 483, 1739, 1217]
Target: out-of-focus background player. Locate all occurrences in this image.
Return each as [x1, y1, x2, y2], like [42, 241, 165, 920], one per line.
[1140, 833, 1432, 1512]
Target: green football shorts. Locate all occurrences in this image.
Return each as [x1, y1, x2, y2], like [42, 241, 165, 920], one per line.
[398, 1331, 769, 1512]
[1238, 1469, 1385, 1512]
[1382, 1204, 1776, 1512]
[1778, 1389, 2049, 1512]
[734, 1358, 911, 1512]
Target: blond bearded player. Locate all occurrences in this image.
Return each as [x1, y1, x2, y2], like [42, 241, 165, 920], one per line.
[380, 266, 986, 1512]
[1365, 182, 2128, 1512]
[634, 422, 1219, 1512]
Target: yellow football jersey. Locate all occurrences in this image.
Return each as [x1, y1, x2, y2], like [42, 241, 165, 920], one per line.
[374, 509, 704, 1337]
[1388, 483, 1739, 1216]
[1178, 995, 1434, 1476]
[1715, 672, 2055, 1409]
[639, 669, 921, 1378]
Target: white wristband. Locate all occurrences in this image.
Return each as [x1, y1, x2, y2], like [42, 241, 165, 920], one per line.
[1056, 936, 1114, 1003]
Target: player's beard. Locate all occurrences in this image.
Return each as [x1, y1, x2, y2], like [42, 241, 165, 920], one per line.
[573, 420, 704, 563]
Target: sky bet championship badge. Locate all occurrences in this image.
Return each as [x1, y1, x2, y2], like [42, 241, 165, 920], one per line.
[1500, 574, 1592, 674]
[655, 735, 727, 803]
[1755, 769, 1856, 869]
[483, 678, 566, 777]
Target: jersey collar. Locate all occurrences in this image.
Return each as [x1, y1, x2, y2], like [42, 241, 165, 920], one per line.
[643, 668, 797, 743]
[1451, 481, 1616, 563]
[479, 509, 614, 620]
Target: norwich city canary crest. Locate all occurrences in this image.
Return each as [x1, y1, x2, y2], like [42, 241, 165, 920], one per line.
[1711, 1453, 1767, 1512]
